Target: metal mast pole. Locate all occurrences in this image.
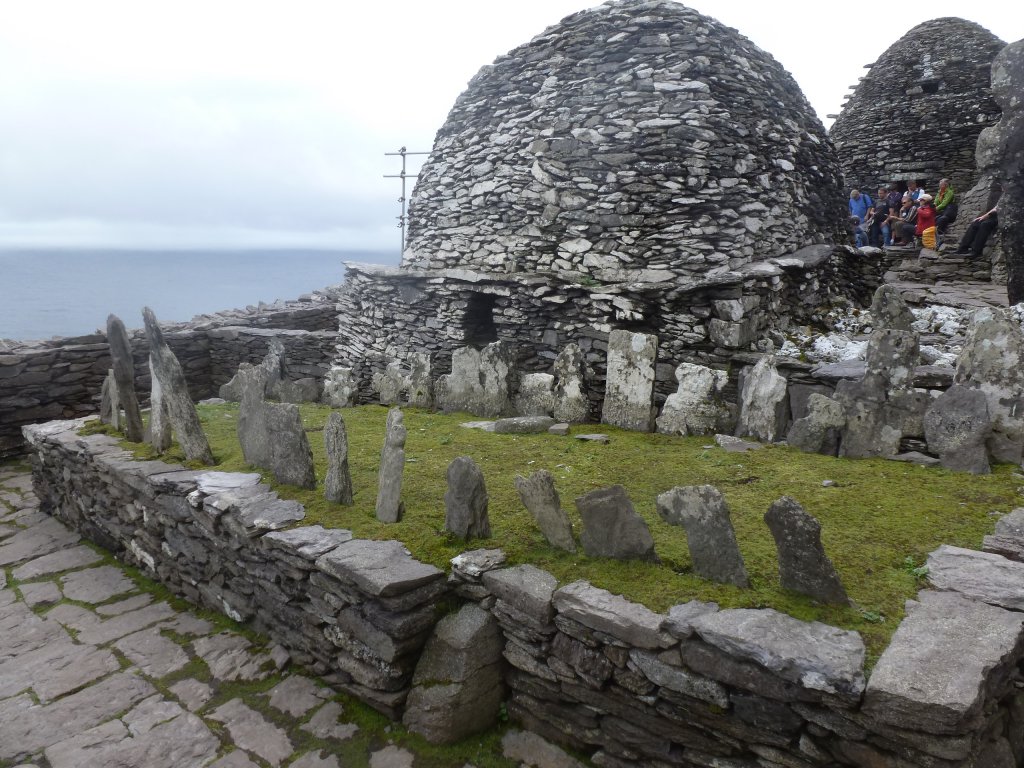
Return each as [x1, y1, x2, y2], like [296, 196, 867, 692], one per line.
[384, 147, 429, 256]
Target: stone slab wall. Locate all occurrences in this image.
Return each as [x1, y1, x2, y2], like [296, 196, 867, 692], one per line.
[335, 247, 893, 415]
[23, 418, 1024, 766]
[0, 297, 339, 459]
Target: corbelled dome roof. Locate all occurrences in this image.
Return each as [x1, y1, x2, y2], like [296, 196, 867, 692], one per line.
[404, 0, 846, 284]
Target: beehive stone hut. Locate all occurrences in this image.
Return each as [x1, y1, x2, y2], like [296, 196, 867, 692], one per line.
[830, 18, 1005, 196]
[334, 0, 881, 404]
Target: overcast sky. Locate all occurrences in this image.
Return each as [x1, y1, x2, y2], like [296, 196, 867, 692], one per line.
[2, 1, 1022, 254]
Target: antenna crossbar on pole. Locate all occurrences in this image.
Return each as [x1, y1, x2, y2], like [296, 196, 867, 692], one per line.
[384, 147, 430, 255]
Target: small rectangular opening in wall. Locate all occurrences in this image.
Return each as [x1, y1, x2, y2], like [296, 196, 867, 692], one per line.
[920, 81, 941, 94]
[464, 292, 499, 346]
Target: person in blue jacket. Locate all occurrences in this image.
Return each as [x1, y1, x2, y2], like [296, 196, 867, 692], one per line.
[849, 189, 873, 222]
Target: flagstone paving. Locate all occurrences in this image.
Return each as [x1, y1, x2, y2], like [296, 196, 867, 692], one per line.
[0, 462, 576, 768]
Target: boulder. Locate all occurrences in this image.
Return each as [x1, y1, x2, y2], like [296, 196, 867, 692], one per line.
[322, 366, 358, 408]
[406, 352, 433, 409]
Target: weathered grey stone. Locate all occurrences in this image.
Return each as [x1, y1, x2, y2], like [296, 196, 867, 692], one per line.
[923, 384, 992, 474]
[20, 581, 61, 608]
[230, 493, 305, 537]
[656, 362, 734, 436]
[148, 359, 172, 453]
[501, 729, 587, 768]
[629, 649, 729, 707]
[574, 433, 609, 443]
[869, 284, 916, 332]
[315, 539, 445, 598]
[324, 411, 354, 505]
[714, 433, 762, 453]
[60, 565, 136, 603]
[114, 627, 190, 677]
[662, 600, 720, 640]
[208, 698, 292, 767]
[404, 604, 505, 744]
[493, 415, 556, 433]
[267, 675, 330, 718]
[106, 314, 144, 442]
[552, 580, 673, 650]
[514, 470, 575, 552]
[482, 564, 559, 625]
[300, 701, 358, 741]
[0, 517, 81, 567]
[764, 496, 849, 605]
[991, 39, 1024, 305]
[736, 355, 788, 442]
[687, 608, 866, 702]
[99, 369, 118, 428]
[372, 360, 405, 405]
[786, 394, 846, 456]
[863, 590, 1024, 735]
[444, 456, 491, 540]
[322, 365, 358, 408]
[513, 373, 555, 417]
[996, 507, 1024, 538]
[927, 544, 1024, 611]
[369, 745, 415, 768]
[12, 544, 103, 580]
[168, 679, 213, 713]
[450, 548, 506, 580]
[375, 408, 406, 523]
[601, 330, 657, 432]
[193, 633, 283, 682]
[291, 751, 341, 768]
[262, 525, 353, 562]
[142, 307, 214, 465]
[953, 307, 1024, 463]
[237, 362, 316, 489]
[576, 485, 656, 562]
[406, 352, 433, 409]
[656, 485, 749, 587]
[435, 341, 517, 418]
[552, 343, 589, 424]
[0, 637, 120, 703]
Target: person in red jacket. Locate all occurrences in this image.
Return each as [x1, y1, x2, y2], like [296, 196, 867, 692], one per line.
[915, 193, 937, 244]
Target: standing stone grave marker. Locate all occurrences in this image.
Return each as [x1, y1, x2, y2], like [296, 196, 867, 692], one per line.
[553, 342, 589, 424]
[576, 484, 657, 561]
[324, 411, 354, 504]
[656, 485, 749, 587]
[786, 393, 846, 456]
[106, 314, 144, 442]
[923, 384, 992, 474]
[148, 358, 172, 453]
[99, 370, 119, 429]
[764, 496, 849, 605]
[657, 362, 734, 436]
[375, 407, 406, 523]
[736, 355, 788, 442]
[514, 469, 576, 552]
[142, 306, 215, 465]
[444, 456, 491, 540]
[407, 352, 433, 409]
[513, 373, 555, 417]
[435, 341, 517, 418]
[601, 330, 657, 432]
[322, 365, 358, 408]
[372, 360, 406, 406]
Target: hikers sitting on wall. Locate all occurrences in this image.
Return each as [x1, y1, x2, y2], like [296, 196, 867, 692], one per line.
[906, 179, 925, 201]
[915, 194, 937, 248]
[893, 193, 919, 245]
[869, 186, 893, 247]
[956, 204, 999, 257]
[934, 178, 957, 235]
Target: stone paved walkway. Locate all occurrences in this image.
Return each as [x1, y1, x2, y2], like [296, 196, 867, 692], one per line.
[890, 279, 1009, 309]
[2, 463, 537, 768]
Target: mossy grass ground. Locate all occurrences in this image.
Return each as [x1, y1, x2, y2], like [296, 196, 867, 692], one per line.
[85, 403, 1023, 666]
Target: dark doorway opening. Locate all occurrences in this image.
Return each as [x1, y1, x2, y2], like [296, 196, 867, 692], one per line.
[464, 292, 499, 346]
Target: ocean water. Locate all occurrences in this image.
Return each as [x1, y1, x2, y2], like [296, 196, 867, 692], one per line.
[0, 249, 398, 342]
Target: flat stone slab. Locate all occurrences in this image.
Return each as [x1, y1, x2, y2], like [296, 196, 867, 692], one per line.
[97, 593, 153, 616]
[20, 580, 62, 608]
[168, 678, 214, 712]
[553, 580, 673, 649]
[315, 539, 444, 598]
[291, 752, 341, 768]
[459, 420, 496, 432]
[262, 525, 353, 563]
[0, 638, 120, 702]
[196, 472, 263, 494]
[0, 517, 81, 567]
[300, 701, 359, 741]
[208, 752, 262, 768]
[369, 746, 415, 768]
[482, 564, 558, 624]
[493, 416, 556, 434]
[114, 627, 191, 677]
[574, 433, 609, 443]
[926, 545, 1024, 611]
[193, 633, 281, 682]
[209, 698, 293, 767]
[267, 675, 331, 717]
[502, 730, 587, 768]
[714, 434, 763, 452]
[54, 601, 177, 646]
[687, 608, 866, 702]
[60, 565, 138, 604]
[889, 451, 941, 466]
[11, 544, 103, 580]
[863, 590, 1024, 734]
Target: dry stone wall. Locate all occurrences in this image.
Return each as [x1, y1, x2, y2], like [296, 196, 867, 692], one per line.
[23, 420, 1024, 767]
[404, 0, 847, 281]
[830, 18, 1005, 196]
[0, 296, 339, 458]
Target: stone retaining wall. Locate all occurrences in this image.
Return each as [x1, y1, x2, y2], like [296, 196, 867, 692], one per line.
[0, 296, 339, 459]
[23, 418, 1024, 767]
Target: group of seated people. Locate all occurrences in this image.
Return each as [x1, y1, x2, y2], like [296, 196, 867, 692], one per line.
[848, 180, 999, 257]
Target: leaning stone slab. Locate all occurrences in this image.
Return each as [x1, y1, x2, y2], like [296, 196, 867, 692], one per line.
[656, 485, 748, 587]
[106, 314, 144, 442]
[100, 369, 119, 428]
[324, 412, 354, 505]
[514, 470, 575, 552]
[315, 539, 445, 598]
[656, 362, 733, 436]
[375, 408, 406, 523]
[143, 307, 214, 464]
[736, 355, 788, 442]
[863, 590, 1024, 735]
[764, 496, 848, 605]
[493, 416, 556, 434]
[601, 330, 657, 432]
[403, 604, 505, 743]
[553, 580, 674, 649]
[444, 456, 491, 540]
[923, 384, 991, 474]
[687, 608, 866, 702]
[926, 545, 1024, 611]
[576, 485, 656, 562]
[553, 343, 589, 423]
[513, 373, 554, 417]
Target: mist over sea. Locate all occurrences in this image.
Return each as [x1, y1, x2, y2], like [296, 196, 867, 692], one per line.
[0, 249, 398, 342]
